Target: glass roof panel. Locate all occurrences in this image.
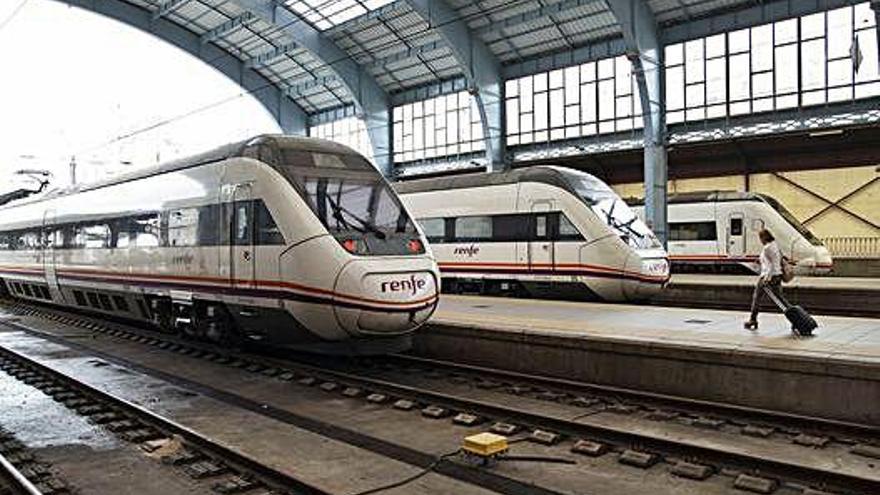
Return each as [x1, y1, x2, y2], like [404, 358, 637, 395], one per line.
[283, 0, 395, 30]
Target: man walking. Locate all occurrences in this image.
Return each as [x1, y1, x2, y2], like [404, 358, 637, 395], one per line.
[744, 229, 789, 330]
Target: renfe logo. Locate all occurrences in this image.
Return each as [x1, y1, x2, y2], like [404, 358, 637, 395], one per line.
[453, 244, 480, 257]
[380, 275, 427, 295]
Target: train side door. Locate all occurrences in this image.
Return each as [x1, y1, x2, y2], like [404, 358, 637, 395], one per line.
[529, 201, 554, 272]
[42, 210, 63, 302]
[727, 213, 745, 257]
[229, 184, 256, 289]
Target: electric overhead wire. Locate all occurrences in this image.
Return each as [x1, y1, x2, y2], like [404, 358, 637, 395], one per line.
[71, 0, 534, 157]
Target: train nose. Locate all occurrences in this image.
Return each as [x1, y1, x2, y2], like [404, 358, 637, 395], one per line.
[623, 253, 669, 300]
[333, 259, 439, 336]
[813, 246, 833, 274]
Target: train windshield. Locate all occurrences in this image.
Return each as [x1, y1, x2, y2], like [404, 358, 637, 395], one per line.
[759, 195, 823, 246]
[568, 174, 662, 250]
[271, 148, 421, 255]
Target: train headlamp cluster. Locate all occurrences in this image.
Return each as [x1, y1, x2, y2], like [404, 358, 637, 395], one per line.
[641, 258, 670, 276]
[340, 237, 425, 255]
[407, 239, 424, 254]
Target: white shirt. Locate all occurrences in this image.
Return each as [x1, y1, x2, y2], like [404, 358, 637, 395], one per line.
[759, 240, 783, 277]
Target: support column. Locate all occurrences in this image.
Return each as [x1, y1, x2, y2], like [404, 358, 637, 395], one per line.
[607, 0, 668, 245]
[873, 1, 880, 69]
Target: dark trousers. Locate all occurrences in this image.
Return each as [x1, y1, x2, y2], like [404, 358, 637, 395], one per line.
[750, 275, 787, 322]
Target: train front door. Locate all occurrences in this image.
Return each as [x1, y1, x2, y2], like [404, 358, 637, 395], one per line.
[229, 184, 256, 289]
[529, 201, 554, 272]
[42, 209, 63, 302]
[727, 213, 745, 257]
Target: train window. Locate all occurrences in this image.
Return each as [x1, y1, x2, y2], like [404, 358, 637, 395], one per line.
[57, 226, 74, 249]
[0, 232, 10, 250]
[21, 230, 40, 249]
[492, 215, 531, 242]
[111, 218, 132, 248]
[112, 295, 130, 312]
[87, 292, 101, 309]
[76, 224, 111, 249]
[558, 214, 584, 241]
[535, 216, 548, 238]
[454, 216, 492, 241]
[669, 222, 718, 241]
[73, 291, 87, 307]
[233, 201, 253, 245]
[168, 208, 199, 247]
[730, 218, 743, 236]
[132, 214, 161, 247]
[197, 204, 221, 246]
[255, 201, 284, 245]
[418, 218, 446, 243]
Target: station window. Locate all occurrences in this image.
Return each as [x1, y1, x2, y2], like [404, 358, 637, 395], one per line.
[393, 91, 484, 163]
[665, 2, 879, 124]
[309, 115, 373, 162]
[505, 55, 643, 147]
[669, 222, 718, 241]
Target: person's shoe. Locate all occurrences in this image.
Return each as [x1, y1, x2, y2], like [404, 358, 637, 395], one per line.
[744, 320, 758, 330]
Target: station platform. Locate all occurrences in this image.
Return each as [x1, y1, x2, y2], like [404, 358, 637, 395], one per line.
[412, 295, 880, 425]
[651, 274, 880, 317]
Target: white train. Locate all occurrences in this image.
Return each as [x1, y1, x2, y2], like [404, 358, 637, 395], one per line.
[628, 191, 833, 275]
[395, 166, 670, 302]
[0, 135, 439, 354]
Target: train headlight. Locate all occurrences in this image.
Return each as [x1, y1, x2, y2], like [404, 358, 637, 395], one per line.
[407, 239, 424, 254]
[341, 238, 365, 254]
[641, 258, 669, 277]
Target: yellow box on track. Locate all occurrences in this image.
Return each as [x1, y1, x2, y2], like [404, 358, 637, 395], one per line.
[462, 432, 508, 457]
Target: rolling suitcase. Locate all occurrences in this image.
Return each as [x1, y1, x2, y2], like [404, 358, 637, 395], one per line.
[764, 286, 817, 336]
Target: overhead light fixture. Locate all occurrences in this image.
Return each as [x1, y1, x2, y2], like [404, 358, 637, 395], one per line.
[808, 129, 844, 137]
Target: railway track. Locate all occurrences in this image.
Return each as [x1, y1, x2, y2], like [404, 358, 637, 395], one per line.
[0, 450, 43, 495]
[1, 299, 879, 495]
[0, 312, 333, 495]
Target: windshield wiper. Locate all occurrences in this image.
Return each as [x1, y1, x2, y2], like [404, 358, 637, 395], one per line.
[325, 195, 387, 239]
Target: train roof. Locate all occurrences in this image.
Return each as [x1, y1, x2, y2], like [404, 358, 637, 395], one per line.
[393, 165, 584, 195]
[625, 190, 766, 206]
[0, 135, 356, 211]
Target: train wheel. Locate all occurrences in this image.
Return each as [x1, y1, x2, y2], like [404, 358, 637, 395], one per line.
[200, 303, 243, 348]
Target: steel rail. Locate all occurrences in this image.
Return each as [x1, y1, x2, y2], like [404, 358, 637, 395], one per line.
[0, 451, 43, 495]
